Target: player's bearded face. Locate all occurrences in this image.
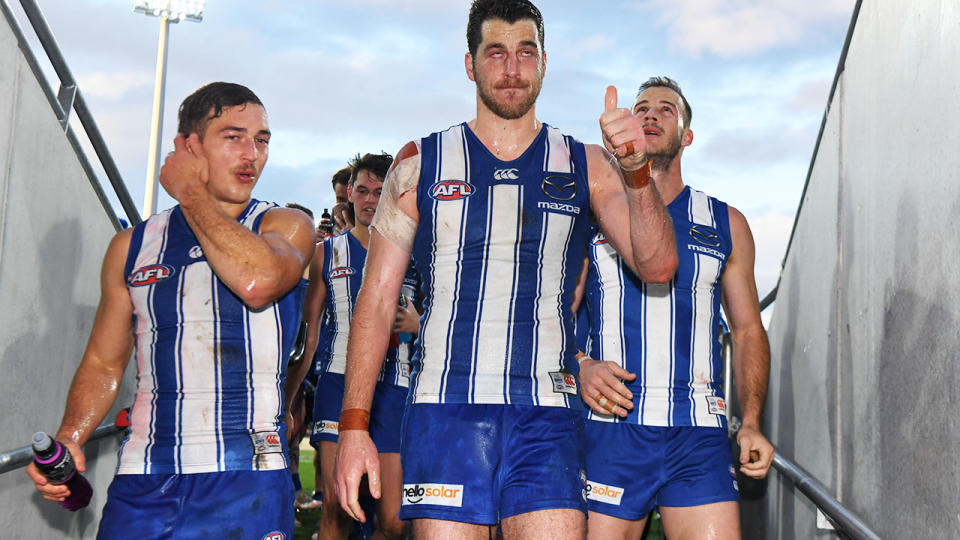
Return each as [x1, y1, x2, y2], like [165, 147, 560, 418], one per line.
[475, 62, 543, 120]
[648, 129, 682, 171]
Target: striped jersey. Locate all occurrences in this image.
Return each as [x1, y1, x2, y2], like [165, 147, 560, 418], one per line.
[117, 200, 302, 474]
[583, 186, 731, 427]
[409, 123, 591, 407]
[314, 231, 411, 387]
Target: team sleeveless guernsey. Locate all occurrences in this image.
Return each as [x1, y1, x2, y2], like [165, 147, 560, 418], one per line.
[583, 186, 732, 427]
[409, 123, 591, 407]
[117, 200, 302, 474]
[315, 231, 410, 386]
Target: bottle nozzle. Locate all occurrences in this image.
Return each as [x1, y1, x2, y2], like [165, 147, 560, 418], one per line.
[32, 432, 53, 453]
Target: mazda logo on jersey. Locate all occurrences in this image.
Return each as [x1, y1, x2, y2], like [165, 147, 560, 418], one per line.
[542, 175, 577, 201]
[128, 264, 175, 287]
[430, 180, 473, 200]
[689, 225, 722, 247]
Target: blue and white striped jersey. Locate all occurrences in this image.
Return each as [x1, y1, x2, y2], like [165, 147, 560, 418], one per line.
[583, 186, 732, 427]
[117, 200, 302, 474]
[314, 231, 411, 387]
[409, 123, 591, 407]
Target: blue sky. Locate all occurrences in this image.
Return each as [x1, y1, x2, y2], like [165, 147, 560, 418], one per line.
[17, 0, 854, 296]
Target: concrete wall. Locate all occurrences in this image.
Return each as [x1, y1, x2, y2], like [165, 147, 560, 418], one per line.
[0, 7, 135, 539]
[765, 0, 960, 537]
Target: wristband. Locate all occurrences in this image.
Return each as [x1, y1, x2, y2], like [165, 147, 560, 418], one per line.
[339, 408, 370, 431]
[621, 159, 652, 189]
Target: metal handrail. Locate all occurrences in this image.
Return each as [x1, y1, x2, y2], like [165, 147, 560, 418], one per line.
[0, 423, 124, 475]
[2, 0, 142, 228]
[770, 449, 881, 540]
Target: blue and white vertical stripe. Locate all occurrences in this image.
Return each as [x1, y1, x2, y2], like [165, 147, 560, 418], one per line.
[117, 200, 300, 474]
[584, 186, 731, 427]
[410, 123, 591, 407]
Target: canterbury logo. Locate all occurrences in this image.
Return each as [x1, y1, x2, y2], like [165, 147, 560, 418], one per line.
[493, 168, 519, 181]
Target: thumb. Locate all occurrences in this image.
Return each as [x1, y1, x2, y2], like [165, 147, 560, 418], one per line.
[64, 441, 86, 472]
[368, 459, 382, 499]
[604, 85, 618, 113]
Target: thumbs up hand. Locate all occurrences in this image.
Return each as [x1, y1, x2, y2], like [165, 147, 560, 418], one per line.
[599, 86, 646, 170]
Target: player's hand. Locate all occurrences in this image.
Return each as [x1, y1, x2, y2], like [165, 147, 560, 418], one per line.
[334, 430, 381, 522]
[392, 297, 419, 334]
[26, 439, 85, 502]
[578, 356, 636, 418]
[599, 86, 647, 171]
[159, 133, 209, 204]
[331, 202, 354, 234]
[736, 424, 774, 478]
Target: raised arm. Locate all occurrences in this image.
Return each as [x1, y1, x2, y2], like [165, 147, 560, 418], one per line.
[721, 206, 773, 478]
[27, 229, 136, 502]
[589, 86, 677, 283]
[160, 134, 317, 308]
[335, 141, 421, 522]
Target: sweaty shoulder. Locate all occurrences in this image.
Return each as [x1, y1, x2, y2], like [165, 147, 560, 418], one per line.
[260, 206, 316, 237]
[393, 140, 420, 167]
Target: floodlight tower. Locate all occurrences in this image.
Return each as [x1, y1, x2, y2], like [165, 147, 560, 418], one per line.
[134, 0, 204, 219]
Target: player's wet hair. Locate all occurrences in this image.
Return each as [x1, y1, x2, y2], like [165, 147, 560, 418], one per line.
[637, 76, 692, 129]
[467, 0, 544, 58]
[178, 82, 264, 138]
[348, 152, 394, 187]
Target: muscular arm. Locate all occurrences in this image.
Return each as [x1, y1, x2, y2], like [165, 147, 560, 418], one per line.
[722, 206, 773, 477]
[57, 230, 135, 446]
[586, 144, 677, 283]
[336, 142, 421, 521]
[160, 134, 316, 308]
[181, 202, 316, 309]
[284, 242, 327, 414]
[29, 230, 135, 501]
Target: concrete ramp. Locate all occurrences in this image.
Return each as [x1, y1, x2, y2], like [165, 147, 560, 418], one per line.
[764, 0, 960, 537]
[0, 3, 136, 538]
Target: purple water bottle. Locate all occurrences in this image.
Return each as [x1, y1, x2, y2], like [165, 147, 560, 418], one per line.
[31, 432, 92, 511]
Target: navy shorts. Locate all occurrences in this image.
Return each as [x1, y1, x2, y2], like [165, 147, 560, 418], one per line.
[399, 404, 587, 524]
[584, 422, 738, 519]
[97, 469, 294, 539]
[310, 372, 345, 446]
[369, 381, 407, 453]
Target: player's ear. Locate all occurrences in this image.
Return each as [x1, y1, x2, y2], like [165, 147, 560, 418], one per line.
[465, 53, 476, 82]
[681, 128, 694, 148]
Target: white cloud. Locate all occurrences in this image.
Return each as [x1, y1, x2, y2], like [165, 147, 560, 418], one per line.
[77, 71, 153, 99]
[635, 0, 854, 58]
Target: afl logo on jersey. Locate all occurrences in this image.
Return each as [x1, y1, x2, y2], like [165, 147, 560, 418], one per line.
[128, 264, 174, 287]
[430, 180, 473, 201]
[592, 232, 608, 245]
[689, 225, 722, 247]
[329, 267, 355, 279]
[261, 532, 285, 540]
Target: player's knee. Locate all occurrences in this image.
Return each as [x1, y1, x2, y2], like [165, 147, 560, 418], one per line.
[376, 517, 408, 540]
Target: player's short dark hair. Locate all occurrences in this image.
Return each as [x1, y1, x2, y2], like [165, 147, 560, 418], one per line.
[284, 202, 314, 220]
[331, 166, 352, 189]
[348, 152, 393, 187]
[178, 82, 263, 138]
[467, 0, 544, 58]
[637, 76, 692, 129]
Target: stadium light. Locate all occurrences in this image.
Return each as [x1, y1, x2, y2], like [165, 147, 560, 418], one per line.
[134, 0, 204, 219]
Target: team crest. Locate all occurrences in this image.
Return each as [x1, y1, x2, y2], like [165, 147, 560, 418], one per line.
[128, 264, 174, 287]
[430, 180, 473, 201]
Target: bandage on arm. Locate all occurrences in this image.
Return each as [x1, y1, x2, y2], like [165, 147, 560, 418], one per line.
[370, 142, 421, 253]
